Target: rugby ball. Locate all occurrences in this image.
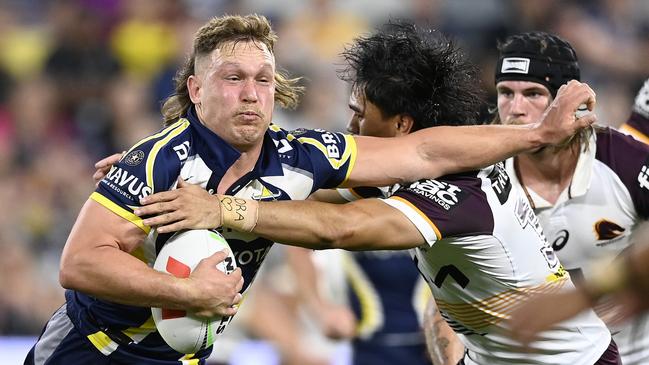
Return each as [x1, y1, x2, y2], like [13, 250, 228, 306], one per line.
[152, 229, 237, 354]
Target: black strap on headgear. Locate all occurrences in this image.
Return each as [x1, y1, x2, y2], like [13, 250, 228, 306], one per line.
[495, 31, 580, 97]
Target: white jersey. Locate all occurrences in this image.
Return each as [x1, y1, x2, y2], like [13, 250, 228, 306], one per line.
[381, 163, 610, 365]
[506, 127, 649, 365]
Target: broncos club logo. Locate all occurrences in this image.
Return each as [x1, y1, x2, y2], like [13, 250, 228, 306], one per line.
[594, 219, 625, 240]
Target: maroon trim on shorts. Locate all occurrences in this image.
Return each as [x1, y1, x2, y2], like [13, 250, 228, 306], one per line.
[594, 339, 622, 365]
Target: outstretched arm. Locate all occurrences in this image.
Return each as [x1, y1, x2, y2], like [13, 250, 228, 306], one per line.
[345, 80, 596, 186]
[138, 188, 425, 251]
[508, 242, 649, 344]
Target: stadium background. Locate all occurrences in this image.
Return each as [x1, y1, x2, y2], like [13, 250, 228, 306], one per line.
[0, 0, 648, 363]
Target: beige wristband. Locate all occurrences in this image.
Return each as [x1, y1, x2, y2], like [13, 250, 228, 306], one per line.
[218, 195, 259, 232]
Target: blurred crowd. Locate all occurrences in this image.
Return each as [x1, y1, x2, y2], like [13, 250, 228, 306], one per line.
[1, 0, 648, 338]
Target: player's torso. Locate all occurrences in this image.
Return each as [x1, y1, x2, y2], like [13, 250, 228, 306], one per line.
[532, 160, 637, 276]
[76, 113, 356, 362]
[386, 164, 610, 364]
[409, 166, 565, 336]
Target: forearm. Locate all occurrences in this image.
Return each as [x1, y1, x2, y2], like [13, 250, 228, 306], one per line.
[415, 124, 540, 177]
[423, 299, 465, 365]
[219, 195, 360, 249]
[59, 199, 193, 309]
[349, 124, 540, 186]
[60, 245, 189, 309]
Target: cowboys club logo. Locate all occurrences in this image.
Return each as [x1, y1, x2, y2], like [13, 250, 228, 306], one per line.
[124, 150, 145, 166]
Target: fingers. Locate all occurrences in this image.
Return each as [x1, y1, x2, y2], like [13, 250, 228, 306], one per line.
[94, 152, 124, 169]
[575, 113, 597, 129]
[137, 200, 175, 218]
[177, 176, 188, 188]
[140, 190, 177, 205]
[204, 250, 229, 265]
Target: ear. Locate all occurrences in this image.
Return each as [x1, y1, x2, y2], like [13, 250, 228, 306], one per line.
[187, 75, 202, 104]
[395, 115, 415, 136]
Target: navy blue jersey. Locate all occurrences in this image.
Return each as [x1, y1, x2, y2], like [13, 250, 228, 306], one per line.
[63, 106, 357, 363]
[338, 187, 431, 365]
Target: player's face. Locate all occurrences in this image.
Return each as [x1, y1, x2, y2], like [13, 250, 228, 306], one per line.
[346, 89, 402, 137]
[497, 80, 552, 126]
[189, 41, 275, 151]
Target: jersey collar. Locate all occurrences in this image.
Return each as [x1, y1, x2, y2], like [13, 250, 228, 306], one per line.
[185, 106, 285, 178]
[506, 129, 596, 208]
[186, 106, 241, 175]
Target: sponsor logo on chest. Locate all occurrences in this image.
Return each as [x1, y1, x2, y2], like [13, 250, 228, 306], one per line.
[407, 180, 465, 210]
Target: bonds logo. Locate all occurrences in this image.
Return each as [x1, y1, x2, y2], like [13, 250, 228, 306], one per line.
[124, 150, 145, 166]
[407, 179, 466, 211]
[594, 219, 625, 240]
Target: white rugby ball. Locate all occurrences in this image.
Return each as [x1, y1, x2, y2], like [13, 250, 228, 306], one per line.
[152, 229, 237, 354]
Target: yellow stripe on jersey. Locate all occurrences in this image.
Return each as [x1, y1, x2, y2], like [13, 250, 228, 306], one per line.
[90, 192, 151, 234]
[340, 134, 358, 185]
[124, 119, 187, 157]
[146, 119, 190, 190]
[620, 124, 649, 145]
[268, 124, 297, 141]
[180, 358, 200, 365]
[122, 316, 157, 343]
[389, 196, 442, 240]
[435, 279, 567, 331]
[343, 252, 383, 339]
[87, 330, 119, 356]
[298, 134, 355, 170]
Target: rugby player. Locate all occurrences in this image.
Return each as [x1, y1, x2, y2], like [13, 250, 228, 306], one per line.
[426, 32, 649, 365]
[134, 27, 618, 365]
[31, 15, 595, 365]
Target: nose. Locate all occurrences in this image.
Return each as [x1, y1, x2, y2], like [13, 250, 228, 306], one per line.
[509, 93, 526, 117]
[241, 80, 258, 103]
[346, 116, 359, 134]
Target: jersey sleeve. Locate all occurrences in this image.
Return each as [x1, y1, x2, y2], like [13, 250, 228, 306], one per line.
[337, 186, 387, 202]
[93, 120, 189, 232]
[620, 78, 649, 143]
[595, 128, 649, 219]
[289, 128, 357, 192]
[381, 176, 495, 247]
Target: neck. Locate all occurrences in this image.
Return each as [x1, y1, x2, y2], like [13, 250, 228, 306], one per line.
[217, 141, 263, 194]
[514, 142, 580, 205]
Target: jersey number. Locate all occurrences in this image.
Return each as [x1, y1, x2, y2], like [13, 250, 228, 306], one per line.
[434, 265, 470, 288]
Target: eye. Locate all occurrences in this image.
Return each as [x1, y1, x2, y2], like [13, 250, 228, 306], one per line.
[225, 75, 240, 81]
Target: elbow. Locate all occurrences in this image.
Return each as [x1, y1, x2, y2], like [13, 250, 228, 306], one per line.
[59, 263, 75, 289]
[59, 254, 83, 290]
[317, 226, 355, 250]
[314, 210, 364, 251]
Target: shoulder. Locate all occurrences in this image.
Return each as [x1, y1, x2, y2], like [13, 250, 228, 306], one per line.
[594, 127, 649, 218]
[389, 172, 495, 239]
[113, 119, 191, 191]
[594, 126, 649, 179]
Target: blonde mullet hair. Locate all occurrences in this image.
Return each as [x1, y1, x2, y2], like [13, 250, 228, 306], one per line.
[161, 14, 303, 126]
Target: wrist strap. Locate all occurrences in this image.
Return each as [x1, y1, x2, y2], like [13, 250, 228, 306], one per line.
[218, 195, 259, 232]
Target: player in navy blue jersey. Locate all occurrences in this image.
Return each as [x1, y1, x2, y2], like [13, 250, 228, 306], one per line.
[30, 14, 596, 365]
[134, 24, 618, 365]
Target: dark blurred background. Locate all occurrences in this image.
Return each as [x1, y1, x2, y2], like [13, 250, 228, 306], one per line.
[0, 0, 647, 354]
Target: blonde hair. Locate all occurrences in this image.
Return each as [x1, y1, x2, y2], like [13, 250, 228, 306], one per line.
[161, 14, 303, 126]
